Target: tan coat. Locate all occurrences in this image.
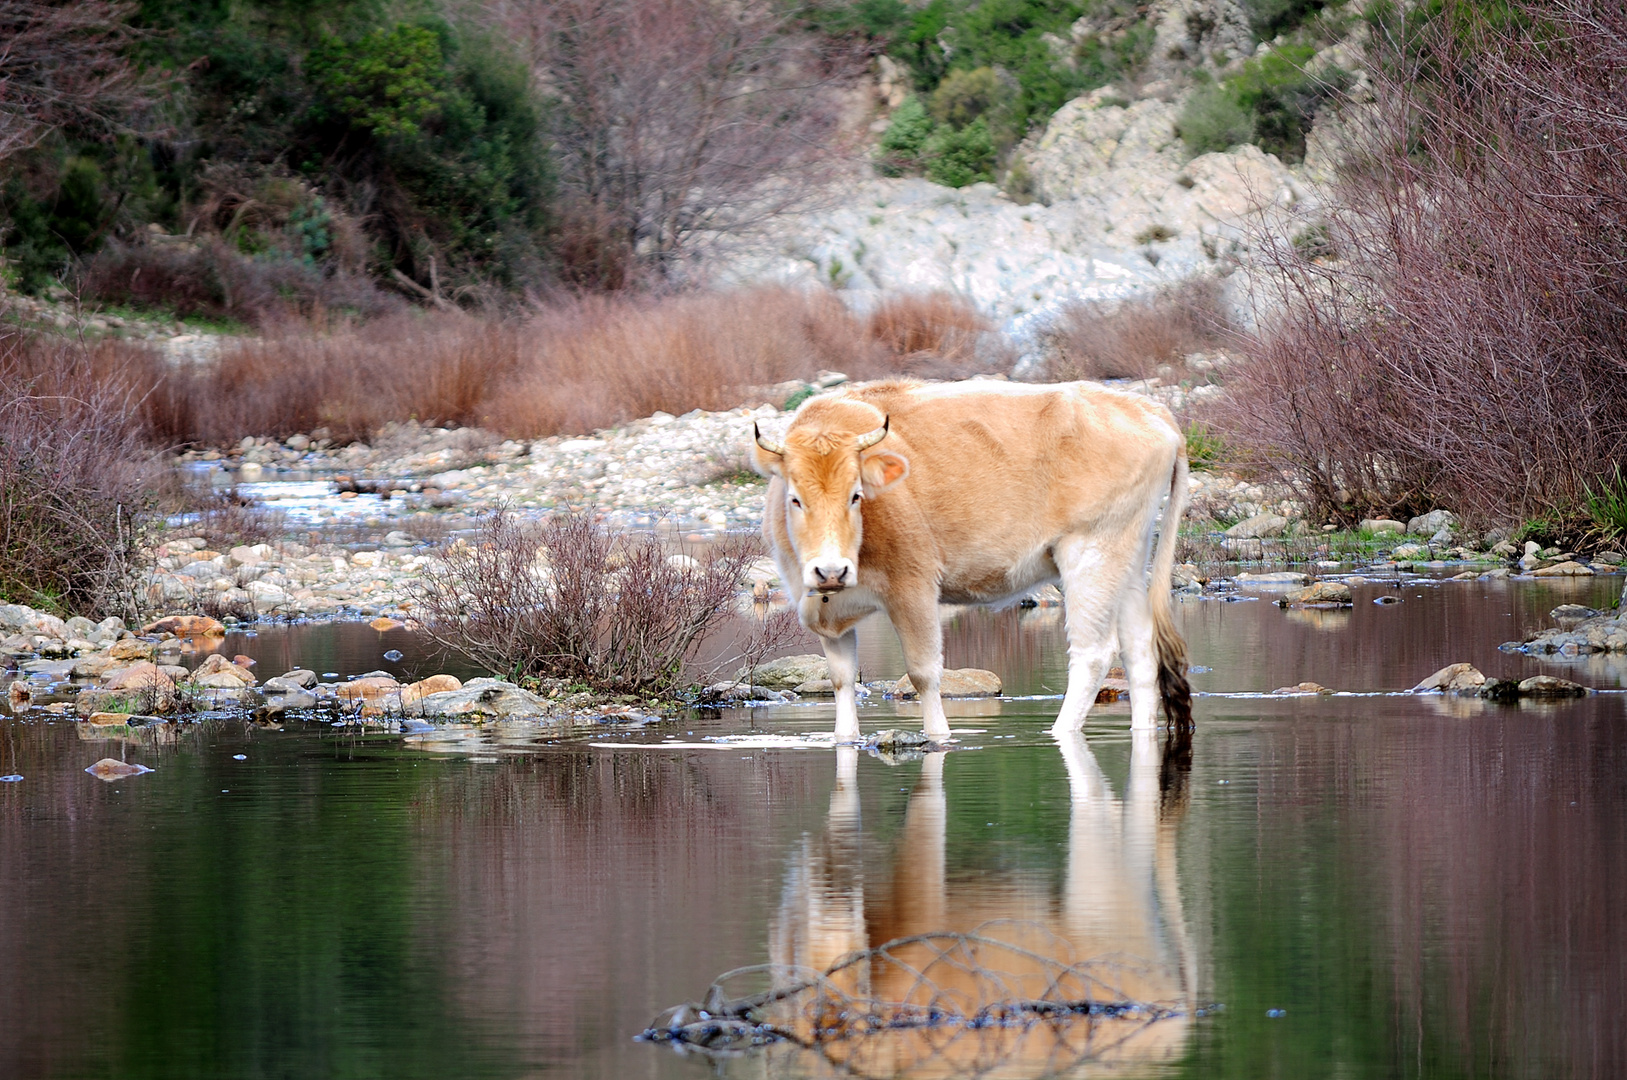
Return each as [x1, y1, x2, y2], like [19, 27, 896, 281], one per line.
[754, 380, 1191, 741]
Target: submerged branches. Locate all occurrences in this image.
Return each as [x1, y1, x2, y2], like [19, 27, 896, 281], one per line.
[641, 925, 1191, 1077]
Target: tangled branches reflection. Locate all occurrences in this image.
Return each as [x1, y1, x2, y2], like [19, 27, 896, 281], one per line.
[641, 923, 1189, 1077]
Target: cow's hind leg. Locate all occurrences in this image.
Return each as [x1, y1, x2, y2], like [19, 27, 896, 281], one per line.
[1119, 584, 1160, 732]
[1052, 536, 1131, 735]
[823, 628, 862, 743]
[890, 598, 950, 742]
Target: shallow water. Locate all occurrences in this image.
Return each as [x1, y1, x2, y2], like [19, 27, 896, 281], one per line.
[3, 574, 1626, 1079]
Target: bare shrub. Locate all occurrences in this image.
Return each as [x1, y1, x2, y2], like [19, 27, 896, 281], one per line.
[183, 492, 285, 552]
[81, 239, 404, 325]
[1043, 278, 1234, 382]
[1212, 0, 1627, 525]
[493, 0, 857, 280]
[413, 508, 762, 693]
[0, 327, 160, 616]
[0, 1, 160, 164]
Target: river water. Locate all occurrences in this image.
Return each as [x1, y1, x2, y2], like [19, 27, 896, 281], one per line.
[2, 573, 1624, 1079]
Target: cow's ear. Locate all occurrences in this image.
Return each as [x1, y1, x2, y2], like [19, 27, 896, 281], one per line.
[751, 424, 784, 477]
[860, 451, 909, 494]
[751, 443, 784, 477]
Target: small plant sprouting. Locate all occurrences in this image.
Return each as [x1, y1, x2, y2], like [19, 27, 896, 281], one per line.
[1584, 463, 1627, 541]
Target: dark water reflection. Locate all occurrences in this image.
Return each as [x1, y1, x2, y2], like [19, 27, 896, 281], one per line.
[2, 574, 1625, 1079]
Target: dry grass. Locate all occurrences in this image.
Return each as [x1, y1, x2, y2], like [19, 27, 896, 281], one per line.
[1042, 278, 1233, 382]
[149, 285, 994, 444]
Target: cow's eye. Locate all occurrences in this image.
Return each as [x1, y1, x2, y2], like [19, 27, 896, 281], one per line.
[851, 492, 862, 504]
[790, 497, 801, 509]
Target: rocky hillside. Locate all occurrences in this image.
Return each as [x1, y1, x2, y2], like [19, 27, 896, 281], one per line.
[709, 0, 1366, 366]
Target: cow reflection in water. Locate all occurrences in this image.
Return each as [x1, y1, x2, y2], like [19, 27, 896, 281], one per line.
[766, 733, 1194, 1077]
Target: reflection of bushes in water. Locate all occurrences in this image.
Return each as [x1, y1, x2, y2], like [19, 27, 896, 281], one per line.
[413, 508, 760, 693]
[643, 927, 1188, 1071]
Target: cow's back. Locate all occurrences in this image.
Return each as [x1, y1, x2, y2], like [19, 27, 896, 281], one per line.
[827, 381, 1181, 602]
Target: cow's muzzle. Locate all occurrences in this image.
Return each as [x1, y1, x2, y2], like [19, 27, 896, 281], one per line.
[807, 559, 856, 592]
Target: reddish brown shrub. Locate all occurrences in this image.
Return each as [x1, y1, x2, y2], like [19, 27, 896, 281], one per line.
[1212, 0, 1627, 525]
[147, 286, 997, 445]
[0, 327, 162, 615]
[1044, 278, 1233, 382]
[413, 507, 761, 692]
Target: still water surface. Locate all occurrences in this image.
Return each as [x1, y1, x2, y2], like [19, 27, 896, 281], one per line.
[2, 574, 1625, 1079]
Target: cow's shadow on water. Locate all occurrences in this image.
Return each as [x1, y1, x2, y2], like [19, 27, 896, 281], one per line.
[647, 730, 1198, 1077]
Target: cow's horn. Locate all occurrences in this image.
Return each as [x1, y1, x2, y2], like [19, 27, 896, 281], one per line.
[754, 422, 785, 456]
[854, 416, 889, 451]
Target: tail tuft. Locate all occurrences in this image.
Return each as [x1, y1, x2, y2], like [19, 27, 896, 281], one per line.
[1149, 430, 1193, 733]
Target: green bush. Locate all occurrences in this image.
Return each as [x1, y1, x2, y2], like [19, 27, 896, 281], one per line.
[1178, 48, 1350, 162]
[924, 118, 995, 187]
[308, 25, 447, 140]
[1177, 83, 1256, 155]
[877, 95, 936, 174]
[1244, 0, 1333, 39]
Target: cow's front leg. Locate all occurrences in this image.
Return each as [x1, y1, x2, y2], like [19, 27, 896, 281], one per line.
[822, 627, 862, 743]
[890, 598, 950, 742]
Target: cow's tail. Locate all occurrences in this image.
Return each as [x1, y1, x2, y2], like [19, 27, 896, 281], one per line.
[1149, 437, 1193, 736]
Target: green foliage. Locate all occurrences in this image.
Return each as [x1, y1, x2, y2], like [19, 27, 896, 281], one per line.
[877, 95, 936, 174]
[930, 66, 1007, 128]
[878, 89, 997, 187]
[1177, 82, 1257, 155]
[807, 0, 1118, 151]
[1073, 19, 1155, 86]
[1178, 48, 1351, 162]
[924, 118, 996, 187]
[1584, 464, 1627, 542]
[1185, 422, 1225, 468]
[782, 385, 819, 411]
[308, 24, 447, 140]
[0, 0, 557, 304]
[1243, 0, 1333, 39]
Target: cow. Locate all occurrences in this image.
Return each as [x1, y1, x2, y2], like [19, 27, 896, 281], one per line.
[752, 379, 1191, 742]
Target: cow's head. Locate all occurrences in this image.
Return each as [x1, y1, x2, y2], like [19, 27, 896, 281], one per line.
[753, 408, 909, 593]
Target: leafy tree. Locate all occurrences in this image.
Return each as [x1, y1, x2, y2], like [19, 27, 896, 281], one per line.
[308, 25, 446, 140]
[923, 116, 995, 187]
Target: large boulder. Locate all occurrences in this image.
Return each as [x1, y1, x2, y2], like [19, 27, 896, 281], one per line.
[142, 614, 227, 637]
[1530, 561, 1594, 577]
[1412, 663, 1488, 693]
[189, 653, 256, 687]
[1225, 513, 1289, 539]
[745, 654, 830, 690]
[410, 678, 554, 719]
[1407, 510, 1456, 536]
[893, 669, 1003, 698]
[1517, 675, 1589, 698]
[1283, 581, 1353, 606]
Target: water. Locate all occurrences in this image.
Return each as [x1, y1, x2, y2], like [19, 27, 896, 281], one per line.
[2, 574, 1625, 1079]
